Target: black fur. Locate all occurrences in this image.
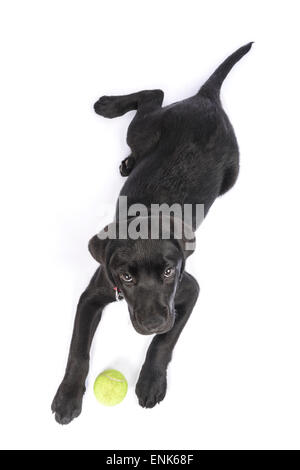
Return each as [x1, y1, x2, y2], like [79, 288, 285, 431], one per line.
[52, 43, 252, 424]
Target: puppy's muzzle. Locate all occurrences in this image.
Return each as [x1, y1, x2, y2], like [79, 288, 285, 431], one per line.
[132, 306, 174, 335]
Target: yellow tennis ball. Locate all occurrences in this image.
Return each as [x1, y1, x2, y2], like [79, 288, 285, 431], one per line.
[93, 369, 128, 406]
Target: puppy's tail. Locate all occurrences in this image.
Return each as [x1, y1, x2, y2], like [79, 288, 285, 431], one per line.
[199, 42, 253, 100]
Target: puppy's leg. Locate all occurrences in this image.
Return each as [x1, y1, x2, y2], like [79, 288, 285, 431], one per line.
[94, 90, 164, 176]
[136, 272, 199, 408]
[51, 267, 115, 425]
[94, 89, 164, 119]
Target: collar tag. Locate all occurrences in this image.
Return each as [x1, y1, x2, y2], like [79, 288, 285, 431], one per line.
[113, 287, 124, 301]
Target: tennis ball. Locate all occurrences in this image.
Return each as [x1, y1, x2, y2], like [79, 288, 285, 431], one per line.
[93, 369, 128, 406]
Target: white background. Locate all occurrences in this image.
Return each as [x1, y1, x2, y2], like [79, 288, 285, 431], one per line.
[1, 0, 299, 450]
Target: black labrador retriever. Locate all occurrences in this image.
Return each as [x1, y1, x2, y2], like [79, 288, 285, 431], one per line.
[52, 43, 252, 424]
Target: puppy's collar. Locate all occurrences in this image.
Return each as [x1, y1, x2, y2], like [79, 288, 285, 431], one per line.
[113, 286, 124, 301]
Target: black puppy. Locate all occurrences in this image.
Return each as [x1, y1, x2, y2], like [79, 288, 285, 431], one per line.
[52, 43, 252, 424]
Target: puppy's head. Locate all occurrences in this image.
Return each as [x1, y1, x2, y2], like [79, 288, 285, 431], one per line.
[88, 216, 195, 335]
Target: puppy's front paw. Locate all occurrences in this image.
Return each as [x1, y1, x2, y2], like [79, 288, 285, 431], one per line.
[51, 381, 85, 425]
[119, 156, 135, 176]
[135, 367, 167, 408]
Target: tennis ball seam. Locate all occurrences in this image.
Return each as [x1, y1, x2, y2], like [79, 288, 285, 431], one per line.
[103, 374, 125, 383]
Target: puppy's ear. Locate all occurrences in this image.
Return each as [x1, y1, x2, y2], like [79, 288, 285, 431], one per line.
[174, 232, 195, 260]
[181, 222, 196, 259]
[88, 223, 116, 264]
[169, 216, 196, 259]
[88, 234, 108, 264]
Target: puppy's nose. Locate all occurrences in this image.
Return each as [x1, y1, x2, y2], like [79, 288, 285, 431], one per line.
[134, 306, 169, 332]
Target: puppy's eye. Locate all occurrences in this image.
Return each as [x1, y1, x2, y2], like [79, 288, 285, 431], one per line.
[163, 267, 175, 278]
[120, 272, 133, 283]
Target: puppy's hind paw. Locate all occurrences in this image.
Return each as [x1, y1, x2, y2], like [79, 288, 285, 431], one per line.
[119, 156, 135, 177]
[94, 96, 124, 118]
